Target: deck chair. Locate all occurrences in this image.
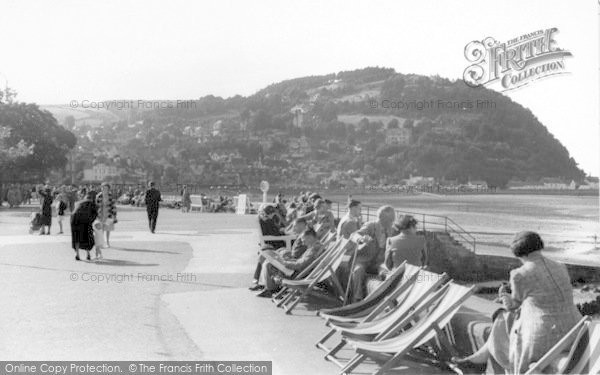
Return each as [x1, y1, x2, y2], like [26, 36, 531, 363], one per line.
[279, 238, 355, 314]
[525, 316, 600, 375]
[318, 263, 418, 323]
[316, 264, 421, 355]
[321, 269, 448, 364]
[272, 235, 343, 305]
[340, 282, 475, 375]
[257, 218, 295, 251]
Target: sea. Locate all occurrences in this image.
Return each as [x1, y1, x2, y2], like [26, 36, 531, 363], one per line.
[328, 193, 600, 266]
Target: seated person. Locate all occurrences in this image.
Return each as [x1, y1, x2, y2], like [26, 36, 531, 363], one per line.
[348, 205, 396, 302]
[300, 198, 335, 238]
[258, 204, 286, 248]
[385, 215, 427, 269]
[337, 199, 362, 239]
[250, 218, 308, 290]
[256, 227, 323, 297]
[453, 231, 582, 374]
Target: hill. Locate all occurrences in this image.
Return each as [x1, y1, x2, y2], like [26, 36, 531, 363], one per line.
[47, 67, 585, 188]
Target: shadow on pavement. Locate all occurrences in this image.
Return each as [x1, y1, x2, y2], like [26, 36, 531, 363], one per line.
[112, 247, 180, 255]
[91, 259, 159, 267]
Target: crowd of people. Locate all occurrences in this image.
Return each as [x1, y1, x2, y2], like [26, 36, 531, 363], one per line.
[252, 191, 584, 374]
[251, 191, 427, 302]
[23, 181, 162, 261]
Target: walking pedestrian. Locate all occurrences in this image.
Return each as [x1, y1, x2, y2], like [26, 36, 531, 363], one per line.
[144, 181, 162, 233]
[37, 184, 53, 235]
[96, 182, 117, 247]
[70, 192, 97, 261]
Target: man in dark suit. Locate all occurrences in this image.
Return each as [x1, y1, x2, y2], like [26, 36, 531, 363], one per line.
[144, 181, 162, 233]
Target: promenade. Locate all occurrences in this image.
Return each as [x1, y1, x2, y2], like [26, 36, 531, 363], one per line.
[0, 207, 443, 374]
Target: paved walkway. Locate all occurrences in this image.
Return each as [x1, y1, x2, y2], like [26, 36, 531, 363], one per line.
[0, 207, 445, 374]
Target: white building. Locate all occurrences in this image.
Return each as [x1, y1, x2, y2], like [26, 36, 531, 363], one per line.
[385, 127, 411, 145]
[83, 163, 119, 182]
[290, 105, 307, 128]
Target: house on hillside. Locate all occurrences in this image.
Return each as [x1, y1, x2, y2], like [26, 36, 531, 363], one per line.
[385, 127, 411, 146]
[290, 105, 308, 128]
[289, 137, 311, 158]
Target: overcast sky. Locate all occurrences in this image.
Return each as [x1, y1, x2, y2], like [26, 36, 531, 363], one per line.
[1, 0, 598, 175]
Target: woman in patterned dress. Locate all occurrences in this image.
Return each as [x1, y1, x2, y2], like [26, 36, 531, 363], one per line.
[95, 182, 117, 248]
[454, 231, 582, 374]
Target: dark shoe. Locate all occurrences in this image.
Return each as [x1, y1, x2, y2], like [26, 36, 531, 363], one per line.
[248, 284, 264, 291]
[256, 289, 273, 298]
[75, 255, 80, 261]
[86, 253, 91, 261]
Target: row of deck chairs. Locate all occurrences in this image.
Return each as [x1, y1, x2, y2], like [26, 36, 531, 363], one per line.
[260, 225, 600, 374]
[315, 262, 473, 374]
[312, 261, 600, 375]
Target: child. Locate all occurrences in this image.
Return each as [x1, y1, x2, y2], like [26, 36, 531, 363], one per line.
[92, 220, 104, 260]
[56, 199, 67, 234]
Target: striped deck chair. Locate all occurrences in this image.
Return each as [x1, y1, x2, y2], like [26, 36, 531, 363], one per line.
[525, 316, 600, 375]
[340, 283, 475, 375]
[272, 235, 343, 305]
[318, 263, 419, 323]
[321, 270, 449, 365]
[316, 264, 421, 355]
[279, 238, 356, 314]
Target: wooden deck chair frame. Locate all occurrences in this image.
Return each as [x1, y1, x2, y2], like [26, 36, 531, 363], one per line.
[279, 239, 354, 314]
[339, 283, 475, 375]
[316, 264, 419, 355]
[525, 316, 599, 375]
[323, 273, 449, 366]
[272, 235, 342, 305]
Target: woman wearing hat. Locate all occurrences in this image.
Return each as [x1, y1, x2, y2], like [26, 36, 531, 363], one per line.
[453, 231, 582, 373]
[70, 192, 98, 261]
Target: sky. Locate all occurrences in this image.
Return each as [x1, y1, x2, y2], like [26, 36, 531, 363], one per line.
[0, 0, 598, 175]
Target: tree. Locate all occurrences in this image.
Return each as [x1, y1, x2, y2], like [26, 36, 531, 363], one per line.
[0, 95, 76, 178]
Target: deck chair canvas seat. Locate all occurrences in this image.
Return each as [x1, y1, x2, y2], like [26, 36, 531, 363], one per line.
[525, 316, 600, 375]
[318, 263, 419, 323]
[320, 271, 449, 364]
[340, 283, 475, 375]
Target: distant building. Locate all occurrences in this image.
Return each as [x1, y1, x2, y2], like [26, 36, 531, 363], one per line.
[405, 175, 435, 186]
[541, 177, 572, 190]
[385, 127, 411, 145]
[508, 178, 576, 190]
[467, 180, 488, 189]
[83, 163, 119, 182]
[289, 137, 311, 158]
[290, 105, 308, 128]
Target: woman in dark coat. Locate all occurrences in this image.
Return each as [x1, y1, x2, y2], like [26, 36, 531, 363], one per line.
[70, 192, 98, 261]
[37, 185, 53, 235]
